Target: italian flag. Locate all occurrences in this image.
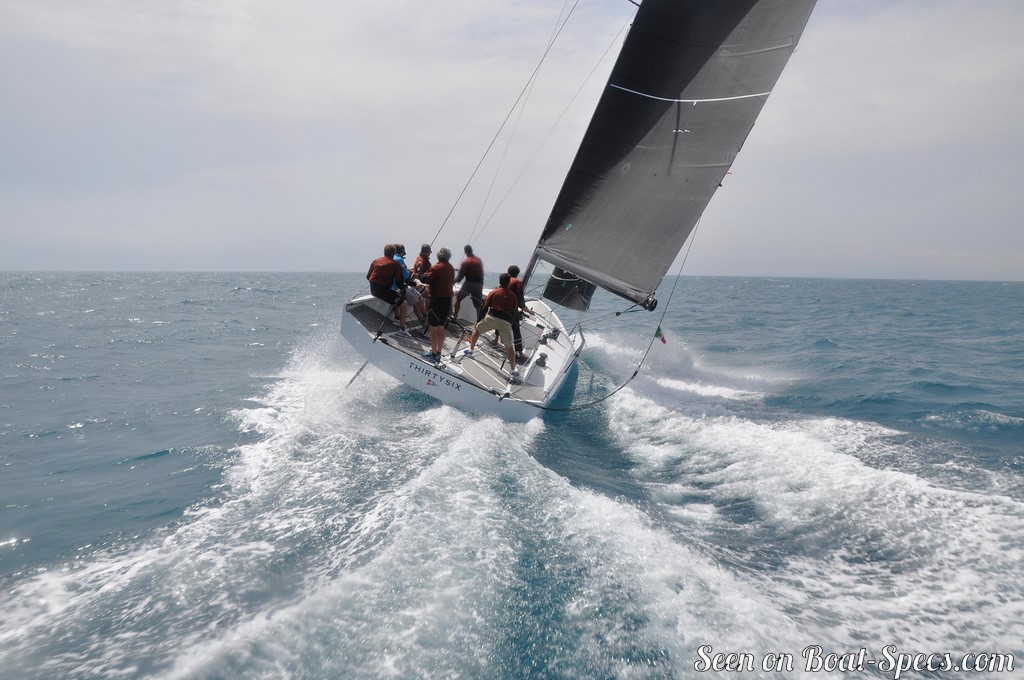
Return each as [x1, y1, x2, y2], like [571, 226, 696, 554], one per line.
[655, 326, 667, 344]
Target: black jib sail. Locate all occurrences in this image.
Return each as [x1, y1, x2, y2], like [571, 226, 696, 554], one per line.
[531, 0, 817, 310]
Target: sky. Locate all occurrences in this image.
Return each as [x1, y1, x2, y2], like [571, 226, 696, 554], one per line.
[1, 0, 1022, 280]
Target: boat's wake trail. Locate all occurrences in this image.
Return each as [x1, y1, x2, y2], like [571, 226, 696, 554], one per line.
[0, 331, 828, 679]
[597, 343, 1024, 662]
[6, 328, 1019, 678]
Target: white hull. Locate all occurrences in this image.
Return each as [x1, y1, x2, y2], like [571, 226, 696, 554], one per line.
[341, 291, 583, 422]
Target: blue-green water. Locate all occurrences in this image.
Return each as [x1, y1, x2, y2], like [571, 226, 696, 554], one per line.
[1, 273, 1022, 678]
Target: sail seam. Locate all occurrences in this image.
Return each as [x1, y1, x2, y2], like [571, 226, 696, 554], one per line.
[608, 84, 771, 103]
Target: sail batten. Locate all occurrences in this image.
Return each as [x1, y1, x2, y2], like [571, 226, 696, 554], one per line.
[609, 84, 772, 104]
[531, 0, 817, 308]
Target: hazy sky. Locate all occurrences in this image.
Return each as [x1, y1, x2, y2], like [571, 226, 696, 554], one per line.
[2, 0, 1022, 280]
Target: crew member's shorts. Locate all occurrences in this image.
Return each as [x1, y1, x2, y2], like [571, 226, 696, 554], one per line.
[427, 297, 451, 327]
[370, 282, 400, 305]
[456, 280, 484, 308]
[475, 313, 513, 345]
[404, 285, 421, 306]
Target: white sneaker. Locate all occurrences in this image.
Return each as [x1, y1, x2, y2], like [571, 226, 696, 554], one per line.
[462, 348, 474, 357]
[510, 369, 520, 378]
[395, 327, 412, 338]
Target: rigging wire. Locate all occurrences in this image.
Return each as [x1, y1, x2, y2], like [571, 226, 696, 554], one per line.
[536, 219, 704, 413]
[467, 69, 540, 245]
[427, 0, 583, 249]
[466, 0, 576, 245]
[472, 14, 634, 243]
[466, 0, 570, 245]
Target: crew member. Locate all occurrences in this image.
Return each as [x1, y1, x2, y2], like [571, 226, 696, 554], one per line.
[507, 264, 534, 364]
[413, 243, 432, 279]
[453, 245, 484, 320]
[421, 247, 456, 363]
[366, 244, 410, 335]
[462, 272, 520, 379]
[393, 243, 426, 330]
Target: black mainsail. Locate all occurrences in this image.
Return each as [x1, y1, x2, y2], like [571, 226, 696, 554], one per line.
[531, 0, 817, 309]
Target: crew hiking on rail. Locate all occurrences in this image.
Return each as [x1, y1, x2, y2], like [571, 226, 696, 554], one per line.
[366, 243, 529, 380]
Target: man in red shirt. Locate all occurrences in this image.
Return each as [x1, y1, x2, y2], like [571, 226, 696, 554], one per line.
[421, 247, 455, 362]
[412, 243, 432, 279]
[366, 244, 410, 335]
[453, 245, 484, 321]
[507, 264, 534, 364]
[462, 272, 521, 379]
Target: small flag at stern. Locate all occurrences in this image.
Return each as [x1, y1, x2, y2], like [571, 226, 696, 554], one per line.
[655, 326, 667, 344]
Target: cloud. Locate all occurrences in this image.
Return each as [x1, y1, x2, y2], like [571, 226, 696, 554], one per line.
[0, 0, 1021, 278]
[762, 2, 1024, 152]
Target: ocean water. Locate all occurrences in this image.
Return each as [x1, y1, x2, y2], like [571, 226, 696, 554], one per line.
[1, 272, 1022, 679]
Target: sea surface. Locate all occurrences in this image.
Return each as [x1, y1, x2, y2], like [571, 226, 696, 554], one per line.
[1, 272, 1022, 679]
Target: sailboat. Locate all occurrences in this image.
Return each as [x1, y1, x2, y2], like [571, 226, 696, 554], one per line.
[341, 0, 817, 422]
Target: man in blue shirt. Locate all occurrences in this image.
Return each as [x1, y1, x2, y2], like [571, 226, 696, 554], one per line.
[393, 244, 427, 331]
